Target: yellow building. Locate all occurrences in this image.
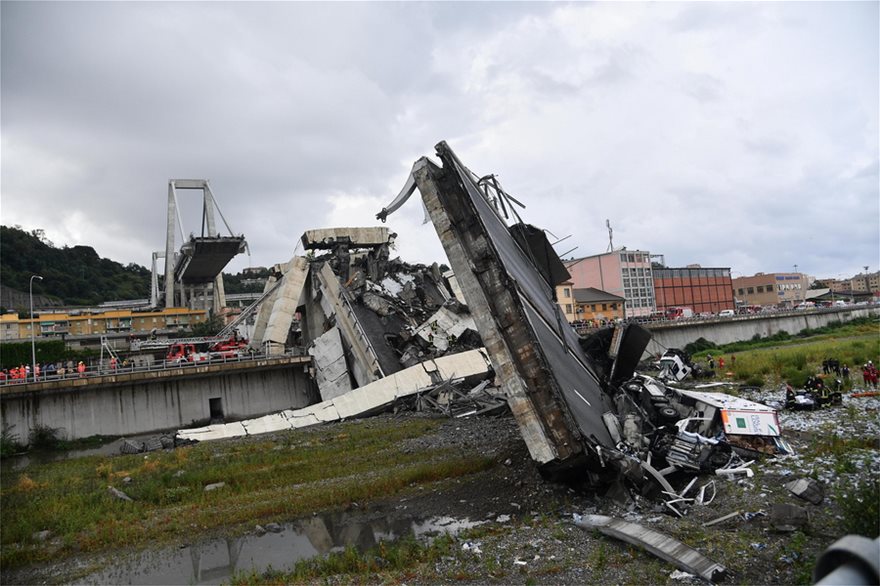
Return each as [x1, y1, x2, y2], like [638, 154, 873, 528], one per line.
[573, 287, 625, 324]
[555, 281, 577, 323]
[0, 307, 206, 341]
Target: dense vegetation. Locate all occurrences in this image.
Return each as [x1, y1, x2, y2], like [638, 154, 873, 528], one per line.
[0, 225, 265, 307]
[1, 226, 150, 307]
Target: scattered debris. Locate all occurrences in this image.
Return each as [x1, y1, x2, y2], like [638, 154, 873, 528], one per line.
[702, 511, 742, 528]
[203, 482, 226, 492]
[461, 541, 483, 555]
[32, 530, 52, 542]
[119, 435, 176, 455]
[574, 513, 726, 582]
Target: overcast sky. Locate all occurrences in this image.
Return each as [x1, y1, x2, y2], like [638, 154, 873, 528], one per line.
[2, 2, 878, 282]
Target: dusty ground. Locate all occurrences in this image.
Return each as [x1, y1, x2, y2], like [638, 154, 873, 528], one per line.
[6, 393, 879, 585]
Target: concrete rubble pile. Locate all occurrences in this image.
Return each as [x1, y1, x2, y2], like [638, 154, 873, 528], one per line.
[178, 226, 493, 443]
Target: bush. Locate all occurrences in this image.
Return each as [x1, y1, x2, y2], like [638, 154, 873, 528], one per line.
[781, 367, 809, 388]
[744, 375, 765, 387]
[838, 479, 880, 538]
[28, 424, 62, 450]
[684, 337, 716, 356]
[1, 424, 25, 459]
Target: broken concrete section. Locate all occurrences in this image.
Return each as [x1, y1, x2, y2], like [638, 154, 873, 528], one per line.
[785, 478, 825, 505]
[573, 513, 726, 582]
[308, 327, 353, 401]
[769, 503, 810, 532]
[392, 144, 613, 473]
[176, 349, 492, 442]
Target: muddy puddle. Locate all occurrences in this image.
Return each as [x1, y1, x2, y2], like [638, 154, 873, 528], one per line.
[77, 511, 484, 585]
[8, 433, 166, 471]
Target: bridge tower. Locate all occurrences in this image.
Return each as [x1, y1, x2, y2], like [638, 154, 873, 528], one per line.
[163, 180, 247, 314]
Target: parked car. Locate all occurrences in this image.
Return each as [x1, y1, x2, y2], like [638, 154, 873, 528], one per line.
[718, 309, 735, 317]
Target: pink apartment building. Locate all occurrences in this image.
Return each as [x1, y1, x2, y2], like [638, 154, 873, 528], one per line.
[564, 249, 656, 318]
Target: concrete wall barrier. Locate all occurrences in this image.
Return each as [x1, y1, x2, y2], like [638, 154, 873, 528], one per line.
[1, 358, 315, 441]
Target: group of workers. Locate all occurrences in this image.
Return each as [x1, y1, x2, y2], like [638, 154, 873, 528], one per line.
[0, 360, 87, 383]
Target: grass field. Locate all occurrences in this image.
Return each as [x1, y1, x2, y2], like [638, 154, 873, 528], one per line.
[0, 417, 493, 569]
[690, 320, 879, 388]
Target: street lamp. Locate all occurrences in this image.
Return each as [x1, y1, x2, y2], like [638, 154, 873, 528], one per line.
[30, 275, 43, 383]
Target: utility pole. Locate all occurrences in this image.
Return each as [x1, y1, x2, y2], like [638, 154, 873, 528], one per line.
[864, 266, 870, 296]
[30, 275, 43, 382]
[793, 264, 799, 305]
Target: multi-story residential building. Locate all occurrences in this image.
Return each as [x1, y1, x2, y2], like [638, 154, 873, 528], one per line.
[732, 273, 808, 307]
[652, 265, 734, 315]
[850, 271, 880, 294]
[564, 249, 655, 318]
[0, 307, 207, 342]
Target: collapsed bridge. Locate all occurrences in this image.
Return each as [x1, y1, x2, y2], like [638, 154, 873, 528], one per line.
[179, 142, 788, 517]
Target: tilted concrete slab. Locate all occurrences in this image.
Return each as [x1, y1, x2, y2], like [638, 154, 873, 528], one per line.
[176, 348, 492, 442]
[251, 256, 300, 351]
[404, 142, 614, 470]
[313, 262, 385, 387]
[309, 327, 353, 400]
[263, 256, 309, 355]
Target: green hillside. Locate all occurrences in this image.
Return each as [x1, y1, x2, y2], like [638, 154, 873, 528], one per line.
[0, 226, 151, 307]
[0, 225, 266, 308]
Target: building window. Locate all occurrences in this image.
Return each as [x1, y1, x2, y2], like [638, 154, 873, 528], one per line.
[611, 303, 617, 310]
[591, 304, 597, 311]
[602, 303, 608, 311]
[565, 304, 572, 314]
[563, 287, 570, 298]
[747, 287, 754, 294]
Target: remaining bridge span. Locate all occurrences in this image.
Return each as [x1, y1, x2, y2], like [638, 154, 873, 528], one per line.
[644, 306, 878, 357]
[1, 355, 315, 441]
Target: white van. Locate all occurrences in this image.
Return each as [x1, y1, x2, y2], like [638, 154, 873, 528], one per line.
[718, 309, 735, 317]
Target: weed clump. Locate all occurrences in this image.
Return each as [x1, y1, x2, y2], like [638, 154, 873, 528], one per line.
[837, 479, 880, 538]
[1, 425, 25, 459]
[28, 425, 62, 450]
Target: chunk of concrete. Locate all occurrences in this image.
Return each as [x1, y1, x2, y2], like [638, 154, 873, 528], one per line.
[108, 486, 133, 502]
[769, 503, 809, 532]
[785, 478, 824, 505]
[309, 327, 353, 401]
[574, 513, 726, 582]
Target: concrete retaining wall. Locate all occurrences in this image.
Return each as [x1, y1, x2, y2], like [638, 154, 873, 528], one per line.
[645, 307, 878, 357]
[1, 364, 315, 441]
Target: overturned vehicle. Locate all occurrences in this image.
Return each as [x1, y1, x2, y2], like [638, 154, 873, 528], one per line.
[376, 141, 790, 502]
